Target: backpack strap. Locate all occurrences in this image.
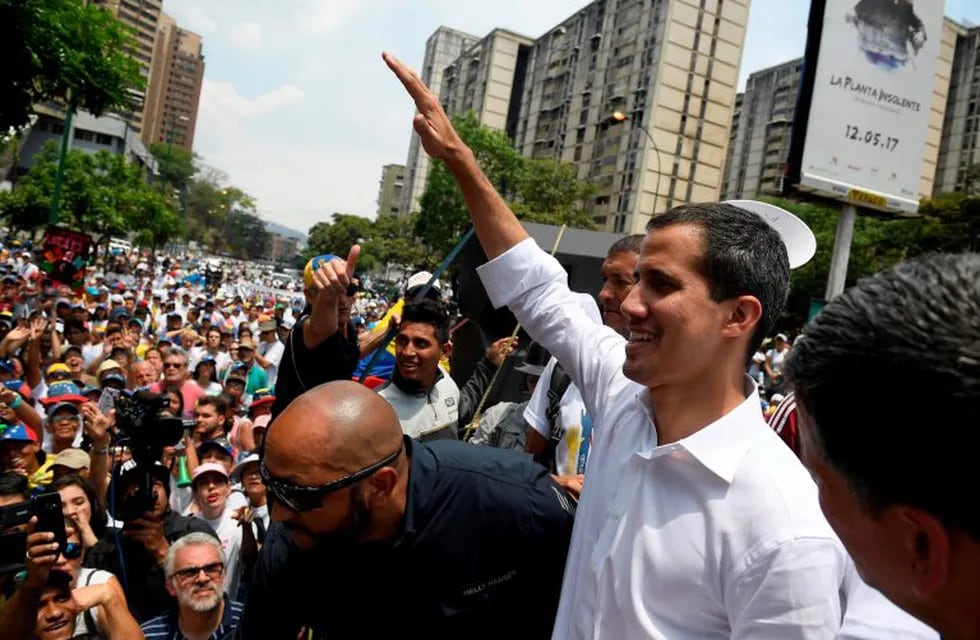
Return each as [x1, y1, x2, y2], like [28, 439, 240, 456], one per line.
[540, 362, 573, 472]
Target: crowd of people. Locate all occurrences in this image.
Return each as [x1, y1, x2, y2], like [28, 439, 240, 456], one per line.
[0, 51, 976, 640]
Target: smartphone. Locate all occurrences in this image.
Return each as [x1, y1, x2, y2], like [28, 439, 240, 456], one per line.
[98, 387, 121, 416]
[32, 493, 68, 556]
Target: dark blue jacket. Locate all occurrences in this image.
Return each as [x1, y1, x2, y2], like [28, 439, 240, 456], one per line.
[238, 437, 575, 639]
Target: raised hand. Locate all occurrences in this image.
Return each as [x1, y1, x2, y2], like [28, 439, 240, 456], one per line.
[486, 337, 519, 367]
[383, 52, 465, 162]
[306, 245, 360, 346]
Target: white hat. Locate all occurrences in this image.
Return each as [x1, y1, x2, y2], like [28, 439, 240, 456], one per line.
[231, 453, 260, 482]
[724, 200, 817, 269]
[406, 271, 440, 294]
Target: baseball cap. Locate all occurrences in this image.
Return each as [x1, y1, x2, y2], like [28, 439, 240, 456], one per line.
[100, 372, 127, 388]
[52, 448, 91, 471]
[197, 438, 233, 460]
[191, 462, 229, 484]
[40, 381, 86, 406]
[0, 359, 16, 374]
[406, 271, 441, 296]
[258, 319, 277, 333]
[231, 453, 260, 482]
[97, 360, 122, 376]
[0, 422, 38, 443]
[248, 388, 275, 411]
[109, 308, 130, 321]
[46, 363, 72, 378]
[251, 414, 271, 435]
[303, 254, 337, 288]
[61, 344, 83, 358]
[776, 333, 789, 342]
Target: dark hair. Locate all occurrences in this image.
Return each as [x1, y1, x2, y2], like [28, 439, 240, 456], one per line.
[401, 299, 451, 344]
[164, 388, 184, 416]
[63, 319, 86, 334]
[0, 471, 29, 501]
[786, 253, 980, 538]
[608, 234, 644, 257]
[51, 474, 107, 540]
[196, 394, 228, 417]
[646, 203, 790, 360]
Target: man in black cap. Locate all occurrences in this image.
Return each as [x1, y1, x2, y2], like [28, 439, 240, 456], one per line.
[84, 459, 217, 622]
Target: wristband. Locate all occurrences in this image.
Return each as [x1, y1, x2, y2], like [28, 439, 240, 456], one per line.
[9, 394, 22, 410]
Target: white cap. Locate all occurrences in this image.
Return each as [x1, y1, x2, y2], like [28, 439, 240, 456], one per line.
[406, 271, 440, 293]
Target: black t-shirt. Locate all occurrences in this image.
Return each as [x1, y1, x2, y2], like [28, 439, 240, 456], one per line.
[83, 509, 217, 623]
[272, 317, 359, 419]
[239, 438, 575, 639]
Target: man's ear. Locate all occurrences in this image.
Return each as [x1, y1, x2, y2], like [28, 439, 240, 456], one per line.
[897, 506, 952, 597]
[721, 295, 763, 340]
[442, 341, 453, 359]
[164, 578, 177, 598]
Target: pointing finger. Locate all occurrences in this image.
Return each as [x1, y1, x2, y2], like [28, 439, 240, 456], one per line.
[346, 245, 360, 277]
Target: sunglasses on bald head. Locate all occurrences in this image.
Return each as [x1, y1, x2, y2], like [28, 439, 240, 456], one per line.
[259, 445, 402, 512]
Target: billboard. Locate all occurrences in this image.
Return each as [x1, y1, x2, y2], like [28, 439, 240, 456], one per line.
[798, 0, 945, 213]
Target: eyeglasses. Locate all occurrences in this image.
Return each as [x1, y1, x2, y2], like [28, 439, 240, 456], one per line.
[162, 362, 184, 369]
[260, 445, 402, 512]
[52, 414, 80, 423]
[169, 562, 224, 583]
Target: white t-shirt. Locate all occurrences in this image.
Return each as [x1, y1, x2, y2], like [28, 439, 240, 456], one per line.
[74, 567, 113, 638]
[258, 340, 285, 386]
[524, 358, 592, 476]
[195, 509, 250, 598]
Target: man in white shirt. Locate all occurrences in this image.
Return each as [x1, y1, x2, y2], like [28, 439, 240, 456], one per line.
[524, 235, 641, 497]
[385, 52, 934, 640]
[253, 319, 284, 386]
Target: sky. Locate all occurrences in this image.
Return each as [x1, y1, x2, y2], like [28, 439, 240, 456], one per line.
[165, 0, 980, 236]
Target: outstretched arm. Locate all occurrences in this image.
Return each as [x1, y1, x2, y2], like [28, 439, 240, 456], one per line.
[383, 52, 527, 259]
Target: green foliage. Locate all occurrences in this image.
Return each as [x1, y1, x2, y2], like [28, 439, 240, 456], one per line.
[0, 141, 180, 249]
[181, 167, 268, 259]
[306, 212, 434, 275]
[0, 0, 144, 131]
[148, 143, 196, 194]
[416, 113, 595, 255]
[761, 195, 980, 310]
[513, 159, 596, 230]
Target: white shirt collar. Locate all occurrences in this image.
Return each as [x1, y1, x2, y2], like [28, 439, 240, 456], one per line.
[637, 376, 764, 484]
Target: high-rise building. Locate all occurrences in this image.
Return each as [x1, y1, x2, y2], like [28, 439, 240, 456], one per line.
[440, 29, 535, 139]
[142, 12, 205, 150]
[93, 0, 163, 135]
[377, 164, 407, 217]
[400, 26, 480, 216]
[512, 0, 749, 234]
[721, 58, 802, 200]
[935, 21, 979, 195]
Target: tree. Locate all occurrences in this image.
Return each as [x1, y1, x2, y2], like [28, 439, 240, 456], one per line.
[417, 113, 598, 255]
[148, 143, 196, 194]
[307, 213, 373, 260]
[364, 213, 434, 272]
[0, 141, 180, 250]
[513, 159, 597, 230]
[761, 194, 980, 319]
[0, 0, 143, 132]
[416, 113, 524, 256]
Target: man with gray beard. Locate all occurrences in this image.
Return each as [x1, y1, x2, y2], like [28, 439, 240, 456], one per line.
[140, 532, 244, 640]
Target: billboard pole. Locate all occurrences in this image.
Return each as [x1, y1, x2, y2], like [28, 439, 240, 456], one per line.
[824, 202, 857, 300]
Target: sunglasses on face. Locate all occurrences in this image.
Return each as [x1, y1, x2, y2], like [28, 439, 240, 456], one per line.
[259, 445, 402, 512]
[62, 541, 82, 560]
[162, 362, 184, 369]
[169, 561, 224, 584]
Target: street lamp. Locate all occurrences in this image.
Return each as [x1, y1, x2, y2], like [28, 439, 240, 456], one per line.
[607, 110, 664, 217]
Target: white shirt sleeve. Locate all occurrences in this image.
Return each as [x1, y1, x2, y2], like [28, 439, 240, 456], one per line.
[524, 358, 558, 439]
[478, 238, 625, 435]
[727, 538, 846, 639]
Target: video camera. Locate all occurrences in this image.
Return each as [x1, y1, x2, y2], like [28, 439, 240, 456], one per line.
[110, 390, 184, 522]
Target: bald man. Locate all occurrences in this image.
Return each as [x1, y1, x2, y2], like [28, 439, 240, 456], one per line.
[240, 381, 576, 639]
